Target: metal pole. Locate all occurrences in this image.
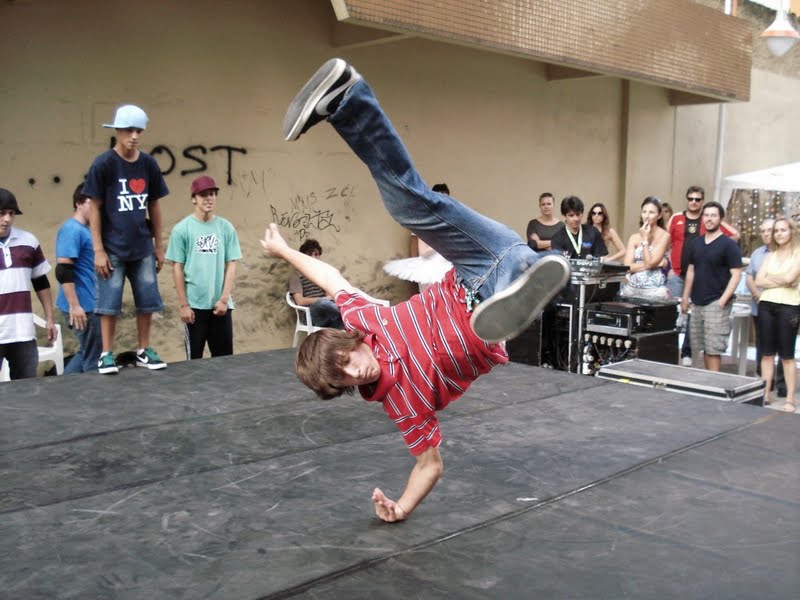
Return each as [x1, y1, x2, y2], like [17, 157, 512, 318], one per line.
[712, 0, 734, 205]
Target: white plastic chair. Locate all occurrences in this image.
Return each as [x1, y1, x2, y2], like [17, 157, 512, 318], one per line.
[286, 291, 325, 348]
[286, 289, 390, 348]
[0, 314, 63, 381]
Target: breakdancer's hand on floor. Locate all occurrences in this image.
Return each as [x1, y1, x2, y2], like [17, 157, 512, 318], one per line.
[372, 488, 408, 522]
[372, 446, 444, 523]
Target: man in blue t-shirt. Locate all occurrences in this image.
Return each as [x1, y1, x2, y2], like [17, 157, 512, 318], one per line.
[55, 184, 101, 373]
[680, 201, 743, 372]
[84, 104, 169, 374]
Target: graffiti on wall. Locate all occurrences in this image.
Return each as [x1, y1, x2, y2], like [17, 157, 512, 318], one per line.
[269, 184, 357, 240]
[149, 143, 247, 185]
[26, 138, 247, 189]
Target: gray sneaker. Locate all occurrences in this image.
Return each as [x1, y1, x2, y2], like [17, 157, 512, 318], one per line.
[283, 58, 361, 141]
[470, 254, 571, 343]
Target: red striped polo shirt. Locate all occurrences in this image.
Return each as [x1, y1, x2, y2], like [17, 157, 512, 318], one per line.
[336, 269, 508, 456]
[0, 227, 51, 343]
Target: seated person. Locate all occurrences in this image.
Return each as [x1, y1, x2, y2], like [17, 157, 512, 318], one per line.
[288, 239, 343, 328]
[620, 196, 671, 301]
[550, 195, 608, 259]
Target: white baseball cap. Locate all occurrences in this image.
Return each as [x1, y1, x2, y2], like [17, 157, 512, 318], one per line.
[103, 104, 148, 130]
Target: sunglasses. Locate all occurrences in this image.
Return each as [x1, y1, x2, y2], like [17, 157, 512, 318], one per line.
[591, 210, 604, 216]
[687, 197, 703, 202]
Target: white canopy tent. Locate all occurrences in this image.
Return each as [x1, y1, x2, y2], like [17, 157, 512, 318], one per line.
[721, 162, 800, 208]
[722, 162, 800, 256]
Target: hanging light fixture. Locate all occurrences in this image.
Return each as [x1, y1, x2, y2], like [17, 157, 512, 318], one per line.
[760, 0, 800, 57]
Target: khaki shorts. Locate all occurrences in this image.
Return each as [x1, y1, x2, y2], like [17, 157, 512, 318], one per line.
[690, 301, 732, 356]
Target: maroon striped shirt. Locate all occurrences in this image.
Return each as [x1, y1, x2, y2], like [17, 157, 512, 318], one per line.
[336, 269, 508, 455]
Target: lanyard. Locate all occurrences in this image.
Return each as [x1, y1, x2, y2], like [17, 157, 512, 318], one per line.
[566, 226, 582, 256]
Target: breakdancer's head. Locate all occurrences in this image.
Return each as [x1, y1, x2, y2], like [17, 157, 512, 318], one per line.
[295, 329, 380, 399]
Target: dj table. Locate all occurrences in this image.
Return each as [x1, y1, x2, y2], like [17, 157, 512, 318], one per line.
[508, 260, 680, 373]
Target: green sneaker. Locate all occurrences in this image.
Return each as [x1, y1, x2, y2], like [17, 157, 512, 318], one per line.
[98, 352, 119, 375]
[136, 347, 167, 370]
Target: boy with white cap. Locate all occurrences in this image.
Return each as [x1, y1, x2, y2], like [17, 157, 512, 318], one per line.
[166, 175, 242, 359]
[84, 104, 169, 374]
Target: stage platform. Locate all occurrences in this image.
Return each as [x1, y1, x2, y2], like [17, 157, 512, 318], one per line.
[1, 349, 797, 599]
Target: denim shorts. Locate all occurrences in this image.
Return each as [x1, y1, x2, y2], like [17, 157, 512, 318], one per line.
[95, 253, 164, 315]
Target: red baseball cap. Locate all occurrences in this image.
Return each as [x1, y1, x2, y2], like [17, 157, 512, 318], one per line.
[190, 175, 219, 196]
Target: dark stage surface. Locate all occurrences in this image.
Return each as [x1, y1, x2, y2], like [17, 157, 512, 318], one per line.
[1, 349, 797, 599]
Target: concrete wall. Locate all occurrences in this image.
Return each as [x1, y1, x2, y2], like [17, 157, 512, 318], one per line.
[0, 0, 797, 362]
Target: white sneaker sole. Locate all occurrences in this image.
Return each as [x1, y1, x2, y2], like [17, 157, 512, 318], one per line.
[283, 58, 347, 141]
[470, 255, 571, 343]
[136, 362, 167, 370]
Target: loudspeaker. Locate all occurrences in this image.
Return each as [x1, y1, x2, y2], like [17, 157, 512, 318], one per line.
[633, 331, 679, 364]
[507, 318, 542, 366]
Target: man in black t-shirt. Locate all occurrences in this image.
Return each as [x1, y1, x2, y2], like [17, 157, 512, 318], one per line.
[680, 201, 743, 372]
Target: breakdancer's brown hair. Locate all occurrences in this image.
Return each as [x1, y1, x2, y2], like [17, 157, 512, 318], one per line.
[295, 328, 365, 399]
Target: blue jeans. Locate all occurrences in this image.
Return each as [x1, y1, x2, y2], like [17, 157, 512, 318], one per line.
[95, 253, 163, 315]
[61, 310, 102, 373]
[330, 80, 540, 301]
[310, 298, 344, 329]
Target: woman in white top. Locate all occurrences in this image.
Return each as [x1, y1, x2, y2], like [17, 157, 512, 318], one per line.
[755, 217, 800, 412]
[620, 197, 670, 301]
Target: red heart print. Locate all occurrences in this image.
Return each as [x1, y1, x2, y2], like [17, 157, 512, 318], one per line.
[129, 178, 146, 194]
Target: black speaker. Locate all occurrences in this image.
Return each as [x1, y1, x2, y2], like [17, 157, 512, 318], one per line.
[507, 318, 542, 366]
[633, 331, 679, 364]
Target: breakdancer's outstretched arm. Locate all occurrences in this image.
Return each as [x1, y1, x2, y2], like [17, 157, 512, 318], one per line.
[270, 58, 569, 523]
[261, 223, 441, 522]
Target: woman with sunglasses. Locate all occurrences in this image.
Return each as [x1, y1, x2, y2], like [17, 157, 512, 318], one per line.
[620, 197, 670, 301]
[586, 203, 625, 262]
[755, 217, 800, 413]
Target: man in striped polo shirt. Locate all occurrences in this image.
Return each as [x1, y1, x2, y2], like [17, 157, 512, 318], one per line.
[0, 189, 57, 380]
[262, 59, 570, 522]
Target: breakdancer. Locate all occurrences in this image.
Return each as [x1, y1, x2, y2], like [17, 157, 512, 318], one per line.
[261, 59, 570, 522]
